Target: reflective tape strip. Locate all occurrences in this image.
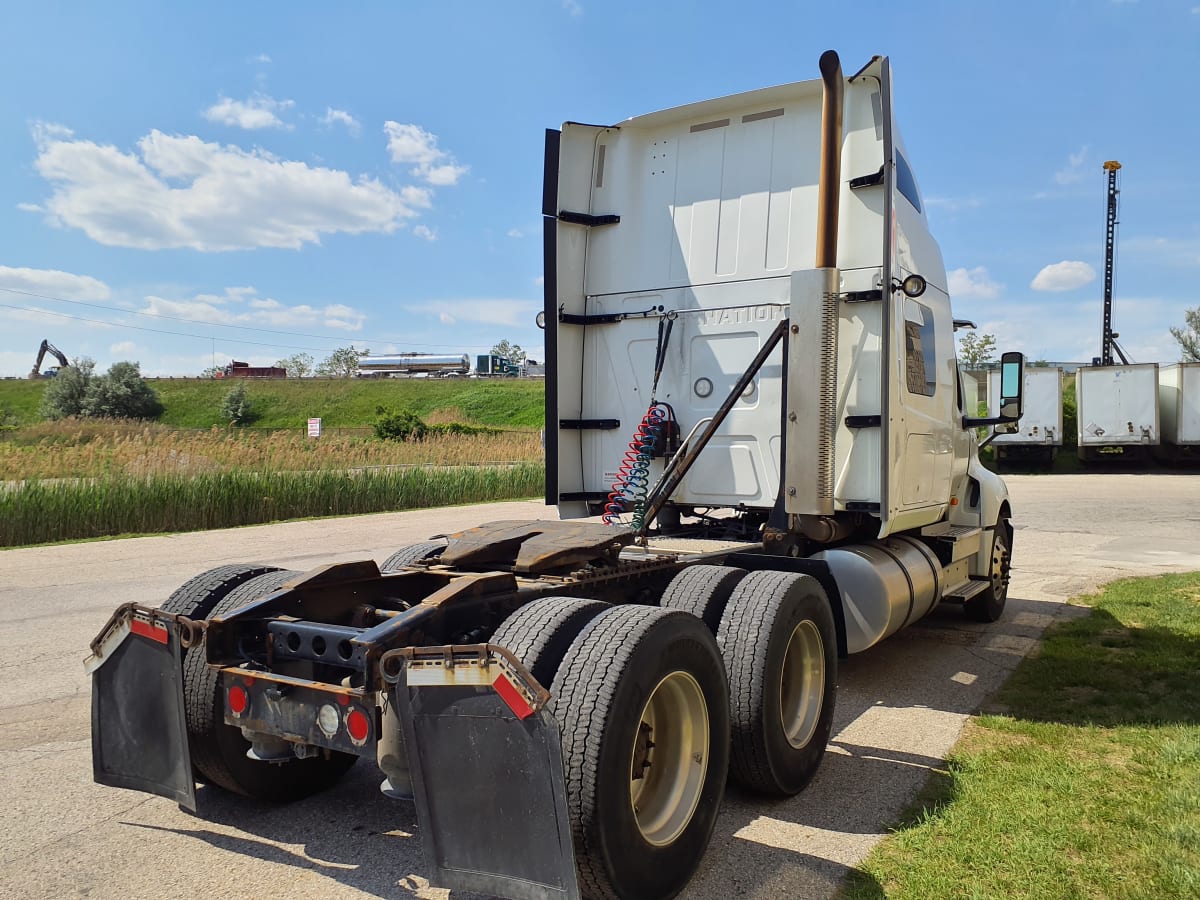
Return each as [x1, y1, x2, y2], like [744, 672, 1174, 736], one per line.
[131, 618, 169, 645]
[407, 665, 494, 687]
[492, 672, 535, 721]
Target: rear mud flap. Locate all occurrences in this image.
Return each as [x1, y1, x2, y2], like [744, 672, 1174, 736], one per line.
[385, 645, 580, 900]
[87, 606, 196, 811]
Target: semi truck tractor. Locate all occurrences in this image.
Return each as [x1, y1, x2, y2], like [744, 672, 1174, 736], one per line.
[987, 366, 1063, 466]
[87, 50, 1024, 900]
[476, 353, 522, 376]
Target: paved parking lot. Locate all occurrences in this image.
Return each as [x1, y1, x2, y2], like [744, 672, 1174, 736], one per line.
[2, 474, 1199, 899]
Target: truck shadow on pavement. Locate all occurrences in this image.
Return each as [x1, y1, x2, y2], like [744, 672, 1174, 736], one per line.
[131, 594, 1079, 899]
[127, 767, 434, 897]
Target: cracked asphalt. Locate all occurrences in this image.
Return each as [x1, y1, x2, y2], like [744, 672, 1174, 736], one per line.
[2, 474, 1199, 899]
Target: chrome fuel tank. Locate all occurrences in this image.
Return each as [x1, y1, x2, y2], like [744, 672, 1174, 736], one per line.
[815, 536, 942, 653]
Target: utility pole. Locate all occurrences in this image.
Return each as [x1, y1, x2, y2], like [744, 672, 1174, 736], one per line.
[1100, 160, 1121, 366]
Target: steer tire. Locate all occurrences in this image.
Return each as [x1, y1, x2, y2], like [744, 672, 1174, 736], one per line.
[183, 570, 357, 801]
[489, 596, 609, 688]
[380, 540, 447, 573]
[660, 565, 748, 634]
[718, 570, 837, 796]
[965, 517, 1012, 623]
[552, 606, 729, 900]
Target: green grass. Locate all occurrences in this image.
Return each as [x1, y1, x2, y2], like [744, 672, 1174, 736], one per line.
[0, 377, 545, 430]
[843, 572, 1200, 899]
[0, 379, 46, 426]
[0, 464, 545, 547]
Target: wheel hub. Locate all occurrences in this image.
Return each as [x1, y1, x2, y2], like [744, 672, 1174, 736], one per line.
[628, 670, 709, 847]
[779, 620, 825, 750]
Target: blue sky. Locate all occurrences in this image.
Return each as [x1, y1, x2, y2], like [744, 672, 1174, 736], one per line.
[1, 1, 1198, 376]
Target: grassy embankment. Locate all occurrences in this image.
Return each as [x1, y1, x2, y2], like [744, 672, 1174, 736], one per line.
[0, 378, 546, 547]
[0, 376, 546, 429]
[844, 572, 1200, 899]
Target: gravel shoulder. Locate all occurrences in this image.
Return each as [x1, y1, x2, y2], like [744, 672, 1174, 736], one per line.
[2, 475, 1199, 899]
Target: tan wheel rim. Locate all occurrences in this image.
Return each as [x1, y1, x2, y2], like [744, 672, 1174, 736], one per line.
[629, 670, 709, 847]
[992, 530, 1011, 596]
[779, 620, 825, 749]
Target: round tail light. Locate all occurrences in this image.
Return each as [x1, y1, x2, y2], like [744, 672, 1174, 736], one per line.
[228, 685, 249, 716]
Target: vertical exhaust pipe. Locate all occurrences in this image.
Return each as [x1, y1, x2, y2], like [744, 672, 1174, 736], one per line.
[786, 50, 845, 524]
[816, 50, 844, 269]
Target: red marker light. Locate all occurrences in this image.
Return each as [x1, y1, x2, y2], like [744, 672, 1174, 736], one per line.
[228, 685, 249, 716]
[346, 708, 370, 743]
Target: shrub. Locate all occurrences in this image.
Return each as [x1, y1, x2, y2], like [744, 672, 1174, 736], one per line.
[374, 407, 428, 441]
[1062, 379, 1078, 449]
[373, 406, 504, 441]
[41, 358, 165, 421]
[220, 381, 254, 425]
[81, 361, 163, 420]
[39, 358, 97, 419]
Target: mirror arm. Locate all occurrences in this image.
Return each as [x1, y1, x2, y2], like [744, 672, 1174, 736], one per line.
[962, 415, 1016, 428]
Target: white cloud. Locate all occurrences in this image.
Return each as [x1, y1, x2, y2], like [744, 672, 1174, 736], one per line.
[948, 266, 1003, 300]
[407, 298, 540, 328]
[110, 341, 137, 355]
[0, 265, 111, 300]
[142, 286, 366, 331]
[1031, 260, 1097, 292]
[30, 125, 423, 251]
[400, 185, 433, 209]
[413, 224, 437, 241]
[924, 195, 982, 216]
[321, 107, 361, 137]
[248, 53, 272, 64]
[563, 0, 583, 15]
[1054, 146, 1090, 185]
[1124, 235, 1200, 268]
[203, 93, 295, 130]
[534, 275, 545, 286]
[507, 228, 525, 238]
[384, 122, 469, 186]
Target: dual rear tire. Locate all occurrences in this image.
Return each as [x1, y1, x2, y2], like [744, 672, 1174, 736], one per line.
[663, 564, 838, 794]
[162, 565, 357, 802]
[492, 568, 837, 899]
[494, 598, 729, 900]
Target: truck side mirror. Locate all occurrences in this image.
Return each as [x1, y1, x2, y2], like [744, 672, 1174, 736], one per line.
[997, 351, 1024, 421]
[961, 350, 1026, 432]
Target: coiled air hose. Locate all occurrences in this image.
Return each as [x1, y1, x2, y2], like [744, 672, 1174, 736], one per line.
[603, 404, 669, 529]
[604, 313, 676, 529]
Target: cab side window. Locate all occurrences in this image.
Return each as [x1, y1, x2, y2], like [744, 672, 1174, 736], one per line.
[904, 300, 937, 397]
[896, 153, 922, 214]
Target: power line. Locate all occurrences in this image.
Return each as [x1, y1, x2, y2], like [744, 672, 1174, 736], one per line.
[0, 302, 342, 353]
[0, 285, 503, 351]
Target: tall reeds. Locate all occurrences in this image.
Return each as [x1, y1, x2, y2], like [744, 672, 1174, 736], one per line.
[0, 420, 542, 480]
[0, 464, 545, 547]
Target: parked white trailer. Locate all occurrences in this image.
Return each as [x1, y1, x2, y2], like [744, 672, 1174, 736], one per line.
[1076, 363, 1159, 461]
[987, 367, 1063, 464]
[1157, 362, 1200, 460]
